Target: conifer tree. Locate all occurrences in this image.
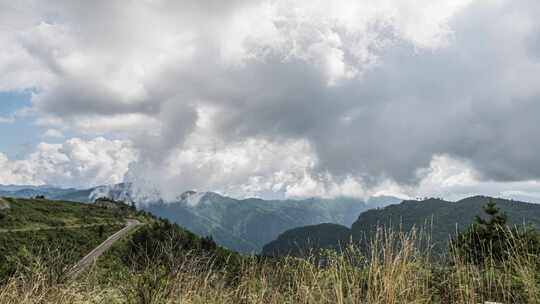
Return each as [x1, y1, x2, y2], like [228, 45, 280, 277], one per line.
[454, 199, 509, 264]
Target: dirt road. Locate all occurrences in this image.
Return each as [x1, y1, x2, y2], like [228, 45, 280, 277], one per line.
[67, 219, 142, 279]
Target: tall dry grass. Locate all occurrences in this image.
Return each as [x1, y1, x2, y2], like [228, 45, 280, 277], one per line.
[1, 228, 538, 304]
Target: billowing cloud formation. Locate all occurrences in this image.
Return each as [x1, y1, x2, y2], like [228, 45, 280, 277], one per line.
[410, 155, 540, 202]
[1, 0, 540, 200]
[0, 137, 136, 188]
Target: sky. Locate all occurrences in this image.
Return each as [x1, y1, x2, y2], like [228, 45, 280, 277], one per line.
[1, 0, 540, 202]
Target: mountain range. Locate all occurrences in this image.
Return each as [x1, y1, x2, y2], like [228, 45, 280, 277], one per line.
[3, 184, 540, 257]
[262, 196, 540, 256]
[0, 184, 401, 253]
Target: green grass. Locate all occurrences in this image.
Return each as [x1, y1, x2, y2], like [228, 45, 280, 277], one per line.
[0, 224, 123, 280]
[1, 198, 539, 303]
[0, 197, 129, 230]
[0, 197, 148, 281]
[1, 227, 540, 303]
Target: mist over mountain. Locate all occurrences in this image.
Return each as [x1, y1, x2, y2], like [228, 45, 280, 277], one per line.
[0, 183, 400, 253]
[143, 191, 400, 253]
[11, 182, 540, 256]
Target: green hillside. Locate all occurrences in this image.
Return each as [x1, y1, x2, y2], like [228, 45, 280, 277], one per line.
[0, 197, 141, 280]
[262, 223, 351, 257]
[2, 196, 540, 303]
[146, 192, 397, 253]
[0, 196, 240, 283]
[261, 196, 540, 257]
[351, 196, 540, 249]
[0, 185, 401, 254]
[0, 197, 132, 230]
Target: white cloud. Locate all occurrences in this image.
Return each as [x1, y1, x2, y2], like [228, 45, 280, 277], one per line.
[373, 155, 540, 203]
[125, 114, 369, 200]
[1, 0, 540, 202]
[0, 152, 36, 185]
[1, 0, 470, 103]
[219, 0, 472, 84]
[285, 174, 366, 199]
[127, 135, 319, 201]
[43, 128, 64, 138]
[0, 137, 137, 188]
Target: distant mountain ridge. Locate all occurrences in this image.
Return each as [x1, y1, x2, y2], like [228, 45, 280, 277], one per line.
[351, 196, 540, 248]
[0, 183, 401, 254]
[262, 196, 540, 257]
[0, 185, 84, 201]
[144, 191, 400, 253]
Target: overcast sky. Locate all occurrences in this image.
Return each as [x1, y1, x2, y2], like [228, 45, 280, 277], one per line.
[1, 0, 540, 202]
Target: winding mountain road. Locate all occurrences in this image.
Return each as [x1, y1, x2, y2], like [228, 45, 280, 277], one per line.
[67, 219, 142, 279]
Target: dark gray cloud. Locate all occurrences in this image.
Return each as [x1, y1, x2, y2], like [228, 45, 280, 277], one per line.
[206, 0, 540, 185]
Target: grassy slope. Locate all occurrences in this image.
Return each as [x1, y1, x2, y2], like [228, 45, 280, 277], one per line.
[3, 226, 540, 303]
[90, 217, 242, 291]
[1, 197, 540, 303]
[0, 197, 128, 230]
[0, 197, 143, 280]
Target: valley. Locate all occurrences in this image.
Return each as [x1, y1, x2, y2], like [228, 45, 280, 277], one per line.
[0, 184, 401, 253]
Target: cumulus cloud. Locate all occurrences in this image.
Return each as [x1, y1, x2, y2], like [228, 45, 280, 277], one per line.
[0, 137, 137, 188]
[405, 155, 540, 202]
[124, 107, 367, 200]
[1, 0, 540, 200]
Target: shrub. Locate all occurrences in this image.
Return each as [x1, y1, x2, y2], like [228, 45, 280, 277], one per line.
[452, 200, 540, 265]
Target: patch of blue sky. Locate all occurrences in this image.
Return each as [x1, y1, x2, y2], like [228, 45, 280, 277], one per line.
[0, 90, 41, 159]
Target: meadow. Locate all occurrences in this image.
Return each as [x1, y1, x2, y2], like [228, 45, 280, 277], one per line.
[1, 226, 539, 304]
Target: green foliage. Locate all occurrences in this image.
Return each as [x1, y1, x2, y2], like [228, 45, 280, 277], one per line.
[92, 217, 244, 303]
[264, 196, 540, 258]
[262, 223, 351, 257]
[0, 197, 134, 230]
[0, 225, 122, 281]
[2, 196, 540, 303]
[453, 200, 540, 265]
[0, 197, 143, 281]
[4, 226, 540, 304]
[123, 219, 239, 271]
[98, 225, 105, 238]
[351, 196, 540, 252]
[145, 193, 389, 254]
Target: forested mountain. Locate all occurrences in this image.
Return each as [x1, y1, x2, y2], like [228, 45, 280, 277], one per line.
[262, 196, 540, 256]
[144, 191, 398, 253]
[262, 223, 351, 257]
[0, 184, 400, 253]
[351, 196, 540, 248]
